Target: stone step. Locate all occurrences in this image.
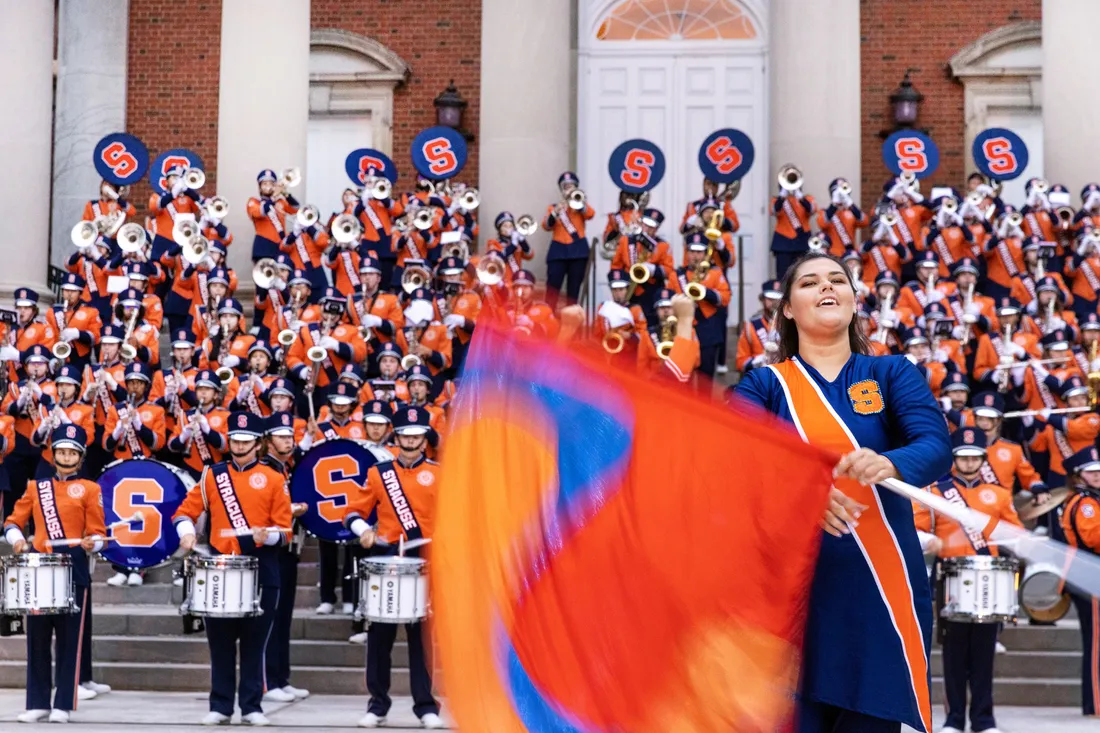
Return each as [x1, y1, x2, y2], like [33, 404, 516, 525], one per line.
[92, 561, 324, 588]
[930, 649, 1080, 679]
[996, 624, 1082, 652]
[91, 581, 338, 609]
[0, 634, 398, 668]
[930, 677, 1081, 708]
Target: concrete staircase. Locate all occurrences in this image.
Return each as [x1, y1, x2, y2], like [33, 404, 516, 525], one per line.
[0, 539, 1087, 704]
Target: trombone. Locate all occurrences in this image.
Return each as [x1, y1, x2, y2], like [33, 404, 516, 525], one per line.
[401, 264, 431, 294]
[296, 204, 320, 229]
[117, 223, 147, 255]
[516, 214, 538, 237]
[778, 164, 803, 192]
[71, 221, 99, 250]
[204, 196, 229, 220]
[252, 258, 279, 290]
[331, 213, 362, 245]
[182, 168, 205, 191]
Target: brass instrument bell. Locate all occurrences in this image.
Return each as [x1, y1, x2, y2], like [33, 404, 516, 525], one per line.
[778, 164, 803, 192]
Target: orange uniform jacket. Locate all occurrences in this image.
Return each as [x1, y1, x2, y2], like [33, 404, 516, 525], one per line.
[150, 192, 200, 241]
[395, 324, 453, 376]
[816, 206, 869, 257]
[1030, 412, 1100, 476]
[4, 477, 106, 552]
[248, 196, 298, 243]
[312, 415, 368, 443]
[1063, 491, 1100, 552]
[348, 291, 405, 343]
[202, 333, 257, 375]
[914, 477, 1022, 557]
[344, 455, 439, 544]
[286, 323, 367, 388]
[45, 305, 102, 361]
[34, 401, 95, 467]
[103, 399, 166, 460]
[542, 203, 596, 247]
[435, 291, 481, 346]
[82, 198, 136, 223]
[770, 195, 815, 238]
[984, 438, 1045, 492]
[3, 380, 58, 443]
[327, 248, 366, 297]
[168, 406, 229, 476]
[638, 332, 700, 384]
[611, 238, 676, 298]
[281, 228, 327, 270]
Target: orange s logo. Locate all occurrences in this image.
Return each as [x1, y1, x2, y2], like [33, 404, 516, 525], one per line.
[705, 136, 744, 175]
[894, 138, 928, 173]
[848, 380, 884, 415]
[620, 148, 656, 188]
[422, 137, 458, 177]
[982, 137, 1017, 176]
[112, 478, 164, 548]
[311, 454, 361, 524]
[101, 142, 138, 177]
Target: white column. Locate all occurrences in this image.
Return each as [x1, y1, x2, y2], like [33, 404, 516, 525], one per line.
[769, 0, 861, 207]
[51, 0, 130, 272]
[0, 0, 54, 300]
[217, 0, 310, 296]
[1043, 0, 1100, 196]
[479, 0, 572, 280]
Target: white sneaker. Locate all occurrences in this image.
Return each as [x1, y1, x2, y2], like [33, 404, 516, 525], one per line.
[241, 712, 270, 726]
[126, 572, 144, 586]
[421, 712, 444, 729]
[348, 631, 368, 644]
[106, 572, 127, 587]
[82, 680, 111, 694]
[995, 641, 1007, 653]
[358, 712, 386, 728]
[76, 685, 97, 701]
[315, 602, 334, 615]
[342, 602, 354, 615]
[16, 710, 49, 723]
[173, 576, 184, 587]
[48, 710, 69, 723]
[263, 687, 295, 702]
[716, 364, 730, 375]
[283, 685, 309, 700]
[201, 711, 230, 726]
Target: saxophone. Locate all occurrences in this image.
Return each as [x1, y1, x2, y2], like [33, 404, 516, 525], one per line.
[656, 315, 678, 360]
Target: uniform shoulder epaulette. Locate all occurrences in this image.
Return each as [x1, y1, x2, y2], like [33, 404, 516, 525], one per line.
[259, 455, 288, 476]
[934, 476, 955, 492]
[902, 280, 922, 290]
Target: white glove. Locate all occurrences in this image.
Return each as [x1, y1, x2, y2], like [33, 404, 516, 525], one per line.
[1039, 407, 1053, 420]
[951, 326, 966, 341]
[510, 231, 521, 244]
[299, 366, 312, 383]
[220, 355, 240, 369]
[1025, 299, 1039, 316]
[1048, 316, 1067, 331]
[1090, 358, 1100, 373]
[751, 354, 768, 367]
[1011, 364, 1028, 386]
[320, 336, 339, 351]
[103, 372, 118, 389]
[887, 182, 908, 204]
[131, 410, 143, 429]
[964, 302, 982, 318]
[831, 190, 846, 206]
[646, 263, 657, 277]
[298, 433, 314, 452]
[927, 289, 945, 303]
[1077, 238, 1092, 257]
[856, 281, 870, 298]
[208, 324, 220, 337]
[447, 199, 461, 215]
[958, 201, 981, 220]
[974, 184, 994, 198]
[82, 384, 96, 401]
[933, 348, 950, 363]
[361, 314, 383, 329]
[0, 346, 19, 362]
[179, 426, 194, 443]
[443, 314, 464, 328]
[60, 328, 79, 343]
[907, 187, 925, 204]
[56, 408, 72, 425]
[1031, 361, 1050, 380]
[515, 314, 535, 330]
[111, 419, 126, 440]
[171, 180, 187, 198]
[939, 396, 952, 411]
[198, 414, 210, 434]
[29, 382, 42, 398]
[1021, 414, 1035, 428]
[687, 214, 702, 228]
[879, 315, 897, 330]
[1008, 342, 1027, 359]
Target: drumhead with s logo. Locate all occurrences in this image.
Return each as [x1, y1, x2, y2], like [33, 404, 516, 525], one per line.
[291, 439, 393, 543]
[98, 459, 192, 570]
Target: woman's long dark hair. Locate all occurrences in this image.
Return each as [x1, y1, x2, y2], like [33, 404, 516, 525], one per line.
[771, 252, 871, 363]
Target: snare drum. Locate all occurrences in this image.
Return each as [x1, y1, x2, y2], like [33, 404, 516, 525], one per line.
[358, 556, 429, 624]
[940, 555, 1019, 623]
[2, 554, 75, 616]
[1018, 562, 1072, 623]
[180, 555, 260, 618]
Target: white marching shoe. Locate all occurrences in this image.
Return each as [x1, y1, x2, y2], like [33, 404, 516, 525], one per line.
[126, 572, 144, 586]
[263, 687, 295, 702]
[201, 711, 230, 726]
[421, 712, 445, 729]
[283, 685, 309, 700]
[106, 572, 128, 587]
[16, 710, 49, 723]
[76, 685, 97, 701]
[358, 712, 386, 728]
[48, 710, 70, 723]
[715, 364, 730, 375]
[348, 631, 368, 644]
[342, 602, 354, 615]
[315, 602, 334, 615]
[995, 641, 1007, 653]
[82, 680, 111, 694]
[241, 712, 270, 726]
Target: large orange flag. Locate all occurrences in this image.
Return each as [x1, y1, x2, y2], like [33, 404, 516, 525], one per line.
[435, 324, 835, 732]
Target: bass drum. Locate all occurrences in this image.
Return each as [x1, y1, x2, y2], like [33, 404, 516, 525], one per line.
[290, 439, 394, 543]
[98, 459, 193, 571]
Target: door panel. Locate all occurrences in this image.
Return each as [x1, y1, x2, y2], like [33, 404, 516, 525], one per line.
[306, 115, 373, 221]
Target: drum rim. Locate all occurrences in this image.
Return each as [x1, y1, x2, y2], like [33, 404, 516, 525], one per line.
[941, 555, 1018, 573]
[188, 554, 260, 569]
[290, 439, 391, 543]
[3, 553, 73, 568]
[360, 557, 427, 573]
[98, 457, 193, 571]
[941, 609, 1017, 623]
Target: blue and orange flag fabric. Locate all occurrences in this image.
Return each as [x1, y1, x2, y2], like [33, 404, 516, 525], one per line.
[434, 323, 837, 732]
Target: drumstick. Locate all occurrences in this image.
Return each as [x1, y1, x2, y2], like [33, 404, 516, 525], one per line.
[44, 512, 144, 548]
[218, 526, 293, 538]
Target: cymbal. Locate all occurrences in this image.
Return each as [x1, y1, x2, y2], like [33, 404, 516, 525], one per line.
[1018, 488, 1072, 521]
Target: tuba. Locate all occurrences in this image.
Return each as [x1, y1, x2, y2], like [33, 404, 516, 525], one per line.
[401, 264, 431, 294]
[71, 221, 99, 250]
[182, 168, 205, 191]
[280, 167, 301, 189]
[778, 164, 803, 192]
[516, 214, 538, 237]
[331, 213, 362, 245]
[117, 223, 147, 254]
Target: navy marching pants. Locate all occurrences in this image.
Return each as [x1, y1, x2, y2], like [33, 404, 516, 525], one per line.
[797, 699, 901, 733]
[941, 619, 998, 732]
[265, 550, 298, 690]
[205, 587, 278, 716]
[79, 584, 94, 684]
[26, 587, 88, 712]
[1071, 591, 1099, 716]
[545, 258, 587, 310]
[318, 540, 355, 605]
[366, 620, 439, 719]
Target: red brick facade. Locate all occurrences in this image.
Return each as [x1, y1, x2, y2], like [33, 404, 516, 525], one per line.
[860, 0, 1041, 207]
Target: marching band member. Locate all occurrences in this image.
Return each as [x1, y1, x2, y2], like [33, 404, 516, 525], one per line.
[30, 365, 95, 479]
[736, 280, 782, 374]
[282, 270, 320, 328]
[816, 178, 868, 257]
[611, 209, 675, 320]
[901, 325, 953, 397]
[359, 343, 410, 404]
[675, 233, 730, 378]
[867, 273, 910, 356]
[149, 165, 201, 263]
[898, 252, 954, 316]
[203, 298, 255, 377]
[637, 291, 700, 384]
[119, 263, 165, 332]
[260, 379, 306, 437]
[66, 239, 114, 323]
[769, 174, 815, 279]
[968, 391, 1047, 494]
[939, 372, 972, 426]
[913, 426, 1021, 733]
[1060, 445, 1100, 717]
[287, 290, 367, 404]
[542, 171, 596, 308]
[398, 289, 452, 377]
[261, 411, 310, 702]
[505, 270, 559, 340]
[327, 226, 367, 299]
[114, 289, 161, 367]
[884, 176, 931, 255]
[103, 363, 166, 462]
[167, 369, 229, 480]
[2, 345, 56, 517]
[344, 407, 444, 729]
[604, 193, 641, 252]
[174, 411, 292, 727]
[309, 382, 367, 444]
[346, 256, 405, 350]
[84, 180, 136, 227]
[1074, 183, 1100, 233]
[860, 213, 912, 287]
[923, 192, 977, 278]
[81, 326, 128, 448]
[391, 224, 435, 289]
[46, 274, 102, 371]
[252, 255, 293, 344]
[1026, 376, 1100, 488]
[594, 269, 647, 366]
[355, 176, 403, 264]
[249, 169, 300, 262]
[402, 364, 446, 437]
[486, 212, 535, 285]
[735, 252, 952, 733]
[681, 179, 740, 246]
[434, 257, 481, 375]
[9, 289, 57, 357]
[1028, 276, 1077, 336]
[1010, 240, 1065, 311]
[1065, 228, 1100, 321]
[5, 424, 105, 724]
[1021, 178, 1057, 246]
[282, 214, 330, 298]
[225, 343, 276, 416]
[361, 399, 394, 450]
[982, 208, 1027, 300]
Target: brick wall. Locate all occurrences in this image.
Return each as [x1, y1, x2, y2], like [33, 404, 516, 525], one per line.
[860, 0, 1040, 208]
[126, 0, 223, 207]
[312, 0, 482, 191]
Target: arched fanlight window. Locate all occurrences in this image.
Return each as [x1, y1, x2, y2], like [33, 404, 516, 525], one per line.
[596, 0, 757, 41]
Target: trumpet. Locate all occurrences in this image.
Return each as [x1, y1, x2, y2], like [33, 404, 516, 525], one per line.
[280, 167, 301, 189]
[51, 341, 71, 362]
[442, 239, 469, 261]
[252, 258, 278, 290]
[807, 234, 827, 253]
[1005, 211, 1024, 229]
[296, 204, 319, 229]
[966, 190, 984, 208]
[704, 209, 725, 242]
[1032, 178, 1049, 195]
[401, 264, 431, 294]
[331, 213, 362, 245]
[567, 189, 587, 211]
[879, 211, 899, 228]
[119, 307, 141, 362]
[412, 207, 434, 231]
[1056, 206, 1076, 227]
[117, 223, 147, 254]
[182, 234, 209, 266]
[183, 167, 205, 191]
[778, 164, 803, 192]
[401, 327, 422, 371]
[941, 198, 959, 215]
[71, 221, 98, 249]
[172, 218, 200, 248]
[458, 187, 480, 211]
[656, 316, 678, 360]
[215, 366, 234, 385]
[476, 256, 505, 287]
[516, 214, 538, 237]
[602, 331, 625, 354]
[204, 196, 229, 220]
[370, 178, 392, 201]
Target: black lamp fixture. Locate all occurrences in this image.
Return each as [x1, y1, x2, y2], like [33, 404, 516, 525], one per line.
[879, 69, 928, 138]
[434, 80, 474, 142]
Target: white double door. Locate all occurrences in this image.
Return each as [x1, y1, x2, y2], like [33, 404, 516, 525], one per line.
[579, 50, 767, 322]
